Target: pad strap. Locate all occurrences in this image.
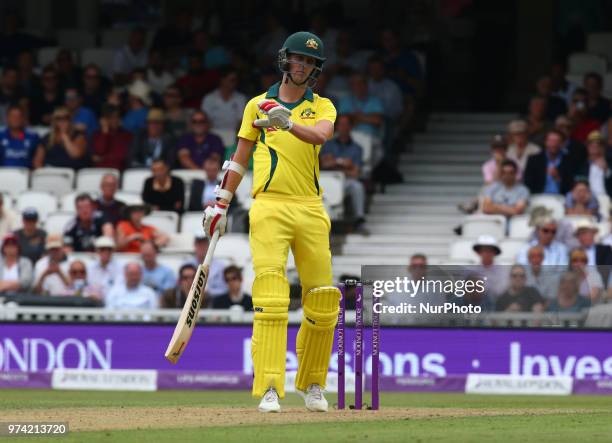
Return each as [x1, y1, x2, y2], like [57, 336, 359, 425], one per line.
[223, 160, 246, 177]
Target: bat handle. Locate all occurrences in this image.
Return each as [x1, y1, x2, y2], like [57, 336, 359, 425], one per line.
[203, 231, 220, 267]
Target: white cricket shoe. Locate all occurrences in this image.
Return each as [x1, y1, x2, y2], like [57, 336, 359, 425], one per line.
[303, 384, 328, 412]
[258, 387, 281, 413]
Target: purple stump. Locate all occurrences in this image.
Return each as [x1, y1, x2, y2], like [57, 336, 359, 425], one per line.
[371, 290, 380, 410]
[354, 283, 363, 410]
[337, 284, 346, 410]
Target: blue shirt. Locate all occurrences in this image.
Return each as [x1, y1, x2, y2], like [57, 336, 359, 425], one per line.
[338, 95, 384, 136]
[142, 264, 176, 295]
[320, 137, 363, 167]
[543, 152, 563, 194]
[0, 128, 39, 167]
[72, 106, 99, 139]
[122, 108, 149, 133]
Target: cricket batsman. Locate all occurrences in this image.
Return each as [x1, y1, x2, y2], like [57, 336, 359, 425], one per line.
[203, 31, 340, 413]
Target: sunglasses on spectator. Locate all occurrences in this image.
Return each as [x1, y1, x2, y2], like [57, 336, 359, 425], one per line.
[70, 268, 86, 276]
[540, 228, 557, 234]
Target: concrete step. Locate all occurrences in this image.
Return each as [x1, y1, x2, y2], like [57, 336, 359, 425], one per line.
[401, 153, 486, 163]
[365, 214, 459, 223]
[344, 234, 454, 245]
[400, 165, 481, 176]
[401, 175, 483, 185]
[342, 244, 450, 256]
[372, 193, 470, 203]
[411, 144, 489, 154]
[414, 134, 492, 143]
[365, 204, 459, 215]
[426, 122, 507, 133]
[367, 224, 455, 235]
[381, 185, 479, 195]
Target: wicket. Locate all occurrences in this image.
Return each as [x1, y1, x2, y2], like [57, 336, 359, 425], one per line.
[337, 280, 380, 410]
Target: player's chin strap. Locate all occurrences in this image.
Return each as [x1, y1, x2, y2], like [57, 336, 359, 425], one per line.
[215, 156, 246, 203]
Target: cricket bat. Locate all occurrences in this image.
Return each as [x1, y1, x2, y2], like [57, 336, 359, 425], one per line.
[164, 230, 220, 364]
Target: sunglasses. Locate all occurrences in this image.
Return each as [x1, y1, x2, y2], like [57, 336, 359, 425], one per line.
[541, 228, 557, 234]
[70, 269, 86, 275]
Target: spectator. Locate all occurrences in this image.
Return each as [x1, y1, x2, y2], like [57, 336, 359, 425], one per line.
[65, 87, 98, 138]
[338, 73, 384, 137]
[517, 218, 569, 266]
[550, 62, 577, 107]
[213, 265, 253, 310]
[573, 220, 612, 268]
[482, 135, 512, 185]
[33, 234, 70, 295]
[142, 158, 184, 213]
[0, 193, 17, 237]
[161, 263, 196, 308]
[81, 64, 110, 116]
[94, 174, 126, 227]
[163, 85, 192, 137]
[112, 28, 148, 86]
[30, 66, 63, 126]
[57, 259, 102, 299]
[367, 56, 403, 122]
[506, 119, 541, 174]
[0, 233, 33, 293]
[320, 115, 368, 234]
[546, 271, 591, 313]
[188, 155, 221, 211]
[0, 105, 39, 167]
[201, 68, 246, 132]
[55, 49, 81, 90]
[190, 29, 230, 70]
[379, 29, 423, 98]
[127, 108, 176, 168]
[534, 75, 567, 121]
[184, 232, 227, 298]
[583, 72, 611, 123]
[454, 273, 494, 312]
[482, 159, 529, 217]
[0, 66, 23, 117]
[569, 88, 600, 143]
[63, 193, 114, 252]
[555, 115, 587, 169]
[574, 131, 612, 198]
[176, 50, 221, 109]
[13, 208, 46, 264]
[87, 236, 123, 295]
[327, 30, 370, 81]
[568, 247, 603, 303]
[106, 262, 158, 309]
[91, 104, 133, 170]
[525, 245, 559, 301]
[525, 96, 551, 146]
[472, 235, 508, 299]
[32, 107, 89, 169]
[116, 204, 169, 253]
[140, 240, 175, 296]
[147, 48, 176, 95]
[122, 80, 151, 133]
[496, 264, 545, 312]
[523, 129, 574, 195]
[565, 179, 599, 219]
[176, 110, 224, 169]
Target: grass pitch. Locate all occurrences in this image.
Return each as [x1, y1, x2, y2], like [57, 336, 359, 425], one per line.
[2, 390, 611, 442]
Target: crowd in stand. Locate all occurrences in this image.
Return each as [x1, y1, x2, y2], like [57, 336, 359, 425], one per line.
[0, 10, 424, 310]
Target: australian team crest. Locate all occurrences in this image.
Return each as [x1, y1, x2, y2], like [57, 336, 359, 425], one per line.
[300, 108, 316, 119]
[305, 38, 319, 49]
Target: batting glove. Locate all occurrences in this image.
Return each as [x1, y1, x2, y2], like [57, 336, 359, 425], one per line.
[253, 100, 293, 130]
[202, 202, 228, 239]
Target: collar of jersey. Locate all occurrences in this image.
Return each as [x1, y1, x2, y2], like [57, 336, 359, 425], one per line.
[265, 82, 313, 110]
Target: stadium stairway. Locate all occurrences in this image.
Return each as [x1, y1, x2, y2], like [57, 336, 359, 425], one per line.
[332, 112, 517, 279]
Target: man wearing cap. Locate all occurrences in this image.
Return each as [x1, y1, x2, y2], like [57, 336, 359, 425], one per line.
[506, 119, 541, 174]
[482, 159, 529, 218]
[122, 80, 151, 133]
[517, 218, 569, 266]
[92, 105, 133, 170]
[14, 208, 46, 264]
[33, 234, 71, 295]
[128, 108, 176, 168]
[574, 131, 612, 198]
[88, 236, 124, 296]
[574, 219, 612, 271]
[472, 235, 508, 298]
[0, 193, 17, 238]
[524, 129, 574, 195]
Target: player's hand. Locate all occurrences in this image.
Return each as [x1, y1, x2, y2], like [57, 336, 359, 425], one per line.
[253, 100, 293, 130]
[202, 202, 228, 238]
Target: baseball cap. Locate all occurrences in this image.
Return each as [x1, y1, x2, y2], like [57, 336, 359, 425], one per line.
[587, 130, 603, 143]
[2, 233, 19, 245]
[147, 108, 165, 122]
[507, 120, 528, 134]
[22, 207, 39, 220]
[94, 236, 116, 249]
[45, 234, 63, 250]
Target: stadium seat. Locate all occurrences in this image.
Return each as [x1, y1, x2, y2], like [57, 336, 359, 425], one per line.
[499, 239, 525, 262]
[172, 169, 204, 190]
[234, 172, 253, 209]
[122, 168, 151, 193]
[529, 194, 565, 220]
[80, 48, 115, 77]
[597, 220, 610, 241]
[44, 211, 75, 235]
[30, 168, 75, 196]
[0, 167, 29, 197]
[597, 194, 610, 219]
[586, 32, 612, 64]
[17, 191, 58, 219]
[215, 233, 251, 266]
[37, 47, 60, 67]
[508, 215, 532, 239]
[319, 171, 345, 220]
[461, 214, 506, 240]
[30, 126, 51, 139]
[157, 253, 189, 277]
[1, 192, 14, 210]
[568, 52, 607, 76]
[449, 239, 480, 262]
[100, 28, 132, 48]
[76, 168, 120, 193]
[180, 212, 203, 234]
[56, 29, 96, 50]
[350, 130, 374, 173]
[164, 233, 195, 254]
[114, 191, 143, 205]
[143, 210, 179, 234]
[113, 252, 140, 268]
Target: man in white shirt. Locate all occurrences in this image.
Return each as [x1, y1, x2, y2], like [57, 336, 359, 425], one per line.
[34, 235, 71, 295]
[201, 68, 246, 132]
[106, 262, 157, 309]
[112, 28, 148, 85]
[517, 218, 569, 266]
[87, 236, 124, 296]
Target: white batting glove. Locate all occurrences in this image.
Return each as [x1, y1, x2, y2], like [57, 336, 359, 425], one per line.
[253, 99, 293, 130]
[202, 202, 228, 239]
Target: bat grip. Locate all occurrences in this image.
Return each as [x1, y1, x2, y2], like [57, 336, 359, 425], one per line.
[203, 231, 220, 267]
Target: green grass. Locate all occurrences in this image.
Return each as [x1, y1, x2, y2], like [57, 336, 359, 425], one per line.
[3, 390, 612, 443]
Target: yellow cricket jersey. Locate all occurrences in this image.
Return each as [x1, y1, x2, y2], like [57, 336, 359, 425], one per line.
[237, 82, 337, 198]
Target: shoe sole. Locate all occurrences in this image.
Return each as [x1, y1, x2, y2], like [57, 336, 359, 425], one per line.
[306, 405, 328, 412]
[258, 405, 281, 413]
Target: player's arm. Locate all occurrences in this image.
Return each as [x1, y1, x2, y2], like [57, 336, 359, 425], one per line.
[288, 120, 333, 145]
[217, 137, 254, 204]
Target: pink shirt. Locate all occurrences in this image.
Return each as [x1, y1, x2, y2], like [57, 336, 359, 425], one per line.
[482, 158, 522, 185]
